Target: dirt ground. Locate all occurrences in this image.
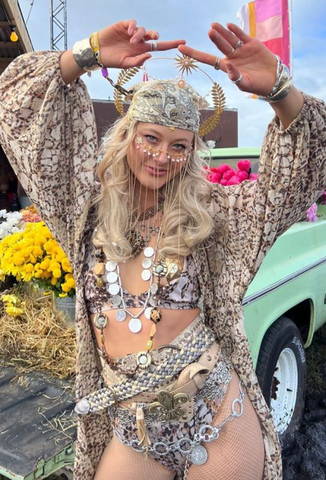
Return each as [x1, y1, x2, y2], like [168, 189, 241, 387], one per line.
[283, 323, 326, 480]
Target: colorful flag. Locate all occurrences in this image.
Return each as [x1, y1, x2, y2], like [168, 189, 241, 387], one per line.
[237, 0, 290, 69]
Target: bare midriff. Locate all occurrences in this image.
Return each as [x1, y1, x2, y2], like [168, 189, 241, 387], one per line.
[90, 307, 201, 357]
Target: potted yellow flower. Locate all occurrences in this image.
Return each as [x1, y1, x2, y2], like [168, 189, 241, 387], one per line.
[0, 221, 76, 321]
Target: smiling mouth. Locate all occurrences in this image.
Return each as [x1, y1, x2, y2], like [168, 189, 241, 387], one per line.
[145, 165, 168, 175]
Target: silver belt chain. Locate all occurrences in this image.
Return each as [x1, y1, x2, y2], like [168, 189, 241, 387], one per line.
[114, 380, 245, 479]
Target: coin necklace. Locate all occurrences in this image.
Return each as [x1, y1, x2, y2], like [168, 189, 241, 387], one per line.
[92, 232, 163, 371]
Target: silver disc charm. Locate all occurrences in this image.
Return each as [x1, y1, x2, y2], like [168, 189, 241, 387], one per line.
[115, 309, 127, 322]
[150, 283, 158, 295]
[106, 271, 118, 283]
[136, 351, 152, 369]
[129, 318, 142, 333]
[190, 445, 208, 465]
[144, 246, 154, 258]
[108, 283, 120, 295]
[141, 269, 151, 281]
[112, 295, 122, 307]
[142, 258, 152, 269]
[145, 307, 153, 319]
[94, 313, 108, 330]
[105, 260, 117, 272]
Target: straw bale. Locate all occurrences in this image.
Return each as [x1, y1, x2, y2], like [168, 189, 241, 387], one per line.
[0, 284, 76, 379]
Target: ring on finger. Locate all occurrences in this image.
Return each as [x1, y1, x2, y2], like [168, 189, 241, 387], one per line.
[213, 56, 221, 70]
[151, 41, 158, 52]
[227, 47, 236, 58]
[233, 39, 243, 49]
[231, 73, 243, 85]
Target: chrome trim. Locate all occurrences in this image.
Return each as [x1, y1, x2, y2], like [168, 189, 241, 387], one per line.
[242, 256, 326, 307]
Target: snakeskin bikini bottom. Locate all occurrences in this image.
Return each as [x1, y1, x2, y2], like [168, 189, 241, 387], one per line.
[98, 315, 242, 477]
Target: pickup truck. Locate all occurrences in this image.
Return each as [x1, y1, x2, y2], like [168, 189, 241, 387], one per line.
[210, 146, 326, 450]
[1, 146, 325, 479]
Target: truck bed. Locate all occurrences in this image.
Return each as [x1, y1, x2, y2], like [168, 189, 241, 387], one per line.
[0, 364, 76, 480]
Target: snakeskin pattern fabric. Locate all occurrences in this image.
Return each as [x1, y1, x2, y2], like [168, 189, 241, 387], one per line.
[84, 247, 200, 313]
[1, 51, 326, 480]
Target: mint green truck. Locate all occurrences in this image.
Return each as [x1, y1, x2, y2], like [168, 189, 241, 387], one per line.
[210, 147, 326, 449]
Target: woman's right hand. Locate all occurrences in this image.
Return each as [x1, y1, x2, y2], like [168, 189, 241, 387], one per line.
[98, 19, 186, 69]
[60, 19, 185, 84]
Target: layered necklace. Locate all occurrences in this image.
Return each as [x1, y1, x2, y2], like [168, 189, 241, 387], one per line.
[93, 206, 165, 371]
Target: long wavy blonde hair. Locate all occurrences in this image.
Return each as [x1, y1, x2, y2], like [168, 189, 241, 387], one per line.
[92, 116, 214, 262]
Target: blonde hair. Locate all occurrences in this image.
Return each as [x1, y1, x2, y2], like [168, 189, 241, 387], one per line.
[93, 116, 214, 262]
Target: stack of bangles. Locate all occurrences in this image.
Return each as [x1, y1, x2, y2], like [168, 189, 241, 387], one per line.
[71, 31, 293, 103]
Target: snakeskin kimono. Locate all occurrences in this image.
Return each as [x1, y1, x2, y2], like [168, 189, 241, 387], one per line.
[1, 51, 326, 480]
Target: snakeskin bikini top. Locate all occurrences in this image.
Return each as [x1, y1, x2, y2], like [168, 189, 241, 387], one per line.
[84, 248, 200, 314]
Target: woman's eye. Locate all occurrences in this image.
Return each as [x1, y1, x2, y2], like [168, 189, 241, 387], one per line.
[145, 135, 157, 143]
[172, 144, 187, 151]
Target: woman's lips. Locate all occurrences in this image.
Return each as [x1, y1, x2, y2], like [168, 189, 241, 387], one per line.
[145, 165, 167, 177]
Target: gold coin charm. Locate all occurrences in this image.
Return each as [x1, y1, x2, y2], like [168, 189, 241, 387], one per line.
[96, 277, 104, 287]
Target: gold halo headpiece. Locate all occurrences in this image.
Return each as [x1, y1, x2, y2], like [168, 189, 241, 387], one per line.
[101, 55, 226, 137]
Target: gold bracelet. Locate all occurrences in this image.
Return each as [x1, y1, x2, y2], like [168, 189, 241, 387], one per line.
[90, 31, 101, 65]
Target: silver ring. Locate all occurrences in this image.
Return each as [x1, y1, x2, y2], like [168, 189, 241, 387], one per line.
[231, 73, 243, 85]
[213, 56, 221, 70]
[233, 39, 243, 49]
[151, 41, 158, 52]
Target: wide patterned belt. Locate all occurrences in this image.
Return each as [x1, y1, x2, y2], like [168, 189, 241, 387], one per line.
[75, 326, 215, 415]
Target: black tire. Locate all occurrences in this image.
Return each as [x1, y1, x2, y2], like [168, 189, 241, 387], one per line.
[256, 316, 306, 451]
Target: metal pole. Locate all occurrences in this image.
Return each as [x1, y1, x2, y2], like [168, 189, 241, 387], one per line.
[49, 0, 67, 51]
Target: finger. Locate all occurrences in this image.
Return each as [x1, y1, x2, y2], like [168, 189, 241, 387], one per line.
[226, 23, 252, 43]
[121, 19, 137, 36]
[130, 26, 147, 44]
[124, 53, 152, 68]
[224, 62, 250, 91]
[144, 30, 160, 41]
[178, 44, 217, 67]
[210, 22, 241, 48]
[208, 28, 235, 57]
[155, 39, 186, 51]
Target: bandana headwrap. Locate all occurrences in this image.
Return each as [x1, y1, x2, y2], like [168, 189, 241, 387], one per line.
[127, 80, 209, 133]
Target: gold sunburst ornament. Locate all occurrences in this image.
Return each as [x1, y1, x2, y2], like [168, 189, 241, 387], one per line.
[174, 54, 198, 76]
[107, 54, 226, 136]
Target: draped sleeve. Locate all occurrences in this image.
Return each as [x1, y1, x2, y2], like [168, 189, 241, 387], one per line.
[0, 51, 99, 265]
[211, 93, 326, 294]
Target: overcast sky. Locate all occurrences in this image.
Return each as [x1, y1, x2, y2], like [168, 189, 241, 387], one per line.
[18, 0, 326, 147]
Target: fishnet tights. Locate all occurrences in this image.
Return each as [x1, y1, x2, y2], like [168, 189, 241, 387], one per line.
[94, 373, 265, 480]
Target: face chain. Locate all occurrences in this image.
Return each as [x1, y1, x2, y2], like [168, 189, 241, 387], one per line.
[135, 136, 192, 163]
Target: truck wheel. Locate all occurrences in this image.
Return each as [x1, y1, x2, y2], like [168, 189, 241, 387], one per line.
[255, 316, 306, 450]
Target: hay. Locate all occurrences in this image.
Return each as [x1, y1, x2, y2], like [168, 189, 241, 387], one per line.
[0, 284, 76, 379]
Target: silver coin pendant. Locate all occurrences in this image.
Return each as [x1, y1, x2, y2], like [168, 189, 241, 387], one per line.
[190, 445, 208, 465]
[129, 318, 142, 333]
[145, 307, 152, 319]
[105, 260, 117, 272]
[141, 269, 151, 281]
[106, 271, 118, 283]
[142, 258, 152, 269]
[108, 283, 120, 295]
[144, 247, 154, 258]
[115, 309, 127, 322]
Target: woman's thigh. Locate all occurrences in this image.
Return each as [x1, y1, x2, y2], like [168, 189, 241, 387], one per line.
[94, 434, 176, 480]
[187, 372, 265, 480]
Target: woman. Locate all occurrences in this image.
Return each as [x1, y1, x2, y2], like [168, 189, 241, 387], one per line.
[0, 18, 325, 480]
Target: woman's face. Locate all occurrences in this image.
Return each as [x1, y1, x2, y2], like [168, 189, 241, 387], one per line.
[127, 122, 194, 191]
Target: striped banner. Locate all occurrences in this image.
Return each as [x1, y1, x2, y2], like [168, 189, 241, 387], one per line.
[238, 0, 290, 65]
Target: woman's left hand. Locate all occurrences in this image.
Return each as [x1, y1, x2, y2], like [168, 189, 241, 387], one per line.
[178, 22, 278, 97]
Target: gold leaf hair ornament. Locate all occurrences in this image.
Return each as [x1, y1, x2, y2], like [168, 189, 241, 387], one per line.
[100, 55, 226, 136]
